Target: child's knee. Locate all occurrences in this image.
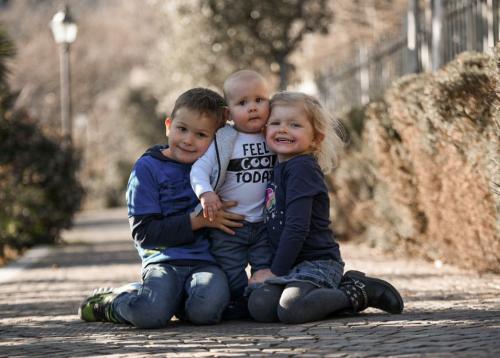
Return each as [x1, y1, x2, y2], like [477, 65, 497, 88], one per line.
[276, 293, 307, 324]
[247, 286, 280, 322]
[185, 286, 230, 324]
[185, 304, 222, 325]
[248, 296, 276, 322]
[185, 295, 228, 325]
[128, 308, 173, 329]
[277, 305, 306, 324]
[120, 295, 176, 329]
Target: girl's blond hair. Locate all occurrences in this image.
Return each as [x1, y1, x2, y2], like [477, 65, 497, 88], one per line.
[269, 91, 344, 174]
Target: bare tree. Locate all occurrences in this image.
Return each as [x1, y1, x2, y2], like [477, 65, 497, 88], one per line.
[201, 0, 333, 89]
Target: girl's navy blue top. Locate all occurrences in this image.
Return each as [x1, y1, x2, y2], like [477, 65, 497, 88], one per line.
[264, 154, 342, 276]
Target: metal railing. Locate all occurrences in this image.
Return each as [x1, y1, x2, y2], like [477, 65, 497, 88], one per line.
[317, 0, 499, 114]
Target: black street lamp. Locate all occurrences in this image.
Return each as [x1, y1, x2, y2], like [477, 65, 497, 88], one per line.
[50, 5, 77, 146]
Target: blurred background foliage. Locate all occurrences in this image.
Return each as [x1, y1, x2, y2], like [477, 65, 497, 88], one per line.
[0, 0, 497, 272]
[200, 0, 333, 89]
[0, 26, 83, 262]
[0, 0, 406, 211]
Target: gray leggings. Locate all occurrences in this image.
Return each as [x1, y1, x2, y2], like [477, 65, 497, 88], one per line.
[247, 281, 351, 324]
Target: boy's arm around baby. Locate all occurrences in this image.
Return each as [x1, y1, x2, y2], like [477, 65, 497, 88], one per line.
[129, 213, 197, 248]
[130, 200, 244, 248]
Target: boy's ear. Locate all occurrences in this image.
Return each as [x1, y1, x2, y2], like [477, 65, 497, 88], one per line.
[165, 117, 173, 136]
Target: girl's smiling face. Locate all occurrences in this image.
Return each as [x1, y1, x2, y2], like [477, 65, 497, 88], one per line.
[265, 104, 316, 162]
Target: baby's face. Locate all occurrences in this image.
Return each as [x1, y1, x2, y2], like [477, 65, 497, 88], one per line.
[226, 77, 270, 134]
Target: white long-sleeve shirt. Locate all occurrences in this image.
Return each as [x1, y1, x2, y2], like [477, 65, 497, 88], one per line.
[190, 132, 275, 222]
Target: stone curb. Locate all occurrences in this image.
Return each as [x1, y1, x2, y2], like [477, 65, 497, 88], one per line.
[0, 245, 52, 283]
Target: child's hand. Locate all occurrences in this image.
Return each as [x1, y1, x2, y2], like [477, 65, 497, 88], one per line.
[191, 200, 244, 235]
[200, 191, 222, 222]
[249, 268, 276, 284]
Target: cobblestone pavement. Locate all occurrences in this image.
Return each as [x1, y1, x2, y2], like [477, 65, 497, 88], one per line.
[1, 208, 499, 357]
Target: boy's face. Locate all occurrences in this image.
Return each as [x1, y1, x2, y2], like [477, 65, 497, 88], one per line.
[163, 107, 218, 164]
[226, 77, 270, 134]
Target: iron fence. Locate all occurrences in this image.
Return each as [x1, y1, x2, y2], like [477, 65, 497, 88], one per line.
[318, 0, 499, 114]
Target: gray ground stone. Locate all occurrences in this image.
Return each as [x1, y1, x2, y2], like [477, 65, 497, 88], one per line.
[0, 207, 499, 357]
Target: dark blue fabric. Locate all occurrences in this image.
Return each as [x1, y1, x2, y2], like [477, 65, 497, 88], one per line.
[265, 259, 343, 288]
[264, 154, 342, 276]
[126, 145, 215, 266]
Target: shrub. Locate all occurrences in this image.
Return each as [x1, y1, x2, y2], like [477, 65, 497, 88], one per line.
[0, 26, 84, 261]
[0, 108, 84, 255]
[331, 49, 499, 273]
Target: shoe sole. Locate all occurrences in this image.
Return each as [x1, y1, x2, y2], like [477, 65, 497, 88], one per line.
[344, 270, 404, 314]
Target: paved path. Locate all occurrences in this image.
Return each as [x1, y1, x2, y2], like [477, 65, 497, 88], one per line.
[1, 208, 499, 357]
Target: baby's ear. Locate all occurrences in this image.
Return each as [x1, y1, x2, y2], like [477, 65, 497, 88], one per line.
[223, 106, 230, 122]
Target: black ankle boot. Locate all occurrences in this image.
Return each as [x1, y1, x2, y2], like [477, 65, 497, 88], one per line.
[340, 270, 404, 314]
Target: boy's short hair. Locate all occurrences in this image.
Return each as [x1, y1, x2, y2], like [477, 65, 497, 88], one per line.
[171, 88, 227, 128]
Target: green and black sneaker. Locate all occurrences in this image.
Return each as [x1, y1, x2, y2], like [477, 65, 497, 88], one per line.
[78, 287, 121, 323]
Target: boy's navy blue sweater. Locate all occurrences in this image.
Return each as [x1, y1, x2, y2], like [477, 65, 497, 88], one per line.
[264, 154, 342, 276]
[126, 145, 215, 267]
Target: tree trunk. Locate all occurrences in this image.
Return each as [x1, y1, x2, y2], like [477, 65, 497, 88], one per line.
[279, 60, 289, 90]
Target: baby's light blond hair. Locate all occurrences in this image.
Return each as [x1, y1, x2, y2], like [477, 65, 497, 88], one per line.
[223, 69, 267, 100]
[269, 91, 344, 174]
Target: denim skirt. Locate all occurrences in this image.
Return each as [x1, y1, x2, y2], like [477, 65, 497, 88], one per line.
[266, 259, 345, 289]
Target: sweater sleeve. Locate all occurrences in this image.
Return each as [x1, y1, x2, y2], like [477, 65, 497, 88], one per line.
[270, 195, 314, 275]
[129, 213, 196, 248]
[190, 141, 218, 198]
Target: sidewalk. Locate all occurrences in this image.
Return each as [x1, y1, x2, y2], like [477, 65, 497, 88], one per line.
[1, 208, 499, 357]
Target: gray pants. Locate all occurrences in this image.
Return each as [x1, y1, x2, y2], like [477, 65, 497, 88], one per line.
[248, 281, 351, 324]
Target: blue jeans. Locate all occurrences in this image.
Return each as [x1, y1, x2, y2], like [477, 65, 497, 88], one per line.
[210, 221, 272, 299]
[112, 262, 230, 329]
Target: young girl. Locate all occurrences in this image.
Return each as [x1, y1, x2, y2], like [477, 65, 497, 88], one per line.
[247, 92, 404, 324]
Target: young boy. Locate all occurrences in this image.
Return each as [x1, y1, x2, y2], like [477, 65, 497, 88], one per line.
[190, 70, 275, 305]
[79, 88, 244, 329]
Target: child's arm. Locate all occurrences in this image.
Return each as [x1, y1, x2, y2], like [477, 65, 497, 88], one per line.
[127, 158, 241, 249]
[130, 213, 196, 248]
[130, 200, 244, 248]
[269, 159, 322, 276]
[270, 195, 314, 275]
[190, 141, 222, 221]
